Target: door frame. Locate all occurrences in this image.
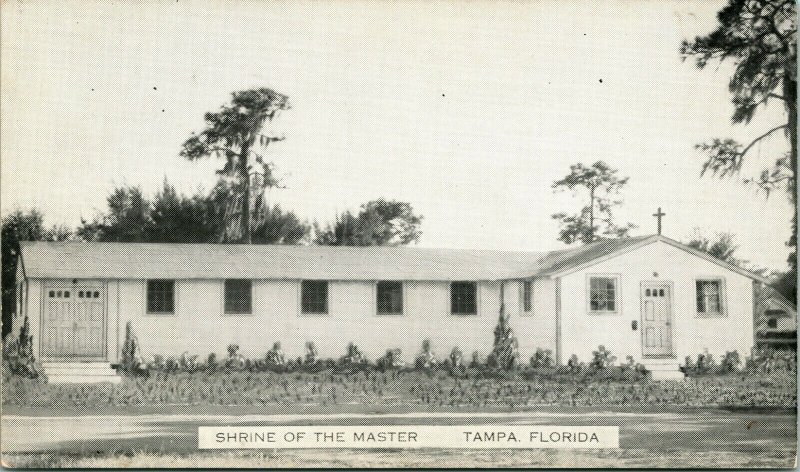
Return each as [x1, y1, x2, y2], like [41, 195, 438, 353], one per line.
[639, 280, 675, 359]
[40, 279, 109, 362]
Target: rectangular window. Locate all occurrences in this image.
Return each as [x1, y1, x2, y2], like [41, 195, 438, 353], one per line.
[451, 281, 477, 315]
[301, 280, 328, 314]
[147, 280, 175, 314]
[522, 280, 533, 313]
[376, 281, 403, 315]
[696, 279, 723, 316]
[589, 276, 618, 313]
[224, 280, 252, 314]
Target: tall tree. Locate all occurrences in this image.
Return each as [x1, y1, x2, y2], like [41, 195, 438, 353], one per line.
[180, 88, 290, 243]
[682, 0, 796, 295]
[2, 210, 72, 338]
[314, 199, 423, 246]
[551, 161, 635, 244]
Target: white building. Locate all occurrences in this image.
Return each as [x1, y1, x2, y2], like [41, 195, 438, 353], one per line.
[13, 235, 767, 382]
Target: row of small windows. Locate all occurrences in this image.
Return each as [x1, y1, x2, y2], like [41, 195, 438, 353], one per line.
[143, 277, 726, 317]
[145, 280, 482, 316]
[48, 290, 100, 299]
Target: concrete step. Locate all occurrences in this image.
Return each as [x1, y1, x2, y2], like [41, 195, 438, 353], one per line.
[42, 362, 121, 384]
[643, 360, 685, 381]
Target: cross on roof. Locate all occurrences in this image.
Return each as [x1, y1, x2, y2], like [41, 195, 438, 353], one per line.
[652, 207, 666, 235]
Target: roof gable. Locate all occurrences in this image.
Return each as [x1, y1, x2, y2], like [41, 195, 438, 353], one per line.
[536, 235, 770, 284]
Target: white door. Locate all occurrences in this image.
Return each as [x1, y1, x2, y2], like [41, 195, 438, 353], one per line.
[641, 283, 673, 357]
[43, 285, 105, 358]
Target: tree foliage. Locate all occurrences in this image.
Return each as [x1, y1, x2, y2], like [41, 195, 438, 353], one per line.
[79, 181, 310, 245]
[551, 161, 636, 244]
[314, 199, 423, 246]
[682, 0, 797, 301]
[686, 229, 742, 264]
[181, 88, 290, 243]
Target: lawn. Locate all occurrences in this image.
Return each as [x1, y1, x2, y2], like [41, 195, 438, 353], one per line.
[2, 407, 796, 468]
[3, 367, 796, 468]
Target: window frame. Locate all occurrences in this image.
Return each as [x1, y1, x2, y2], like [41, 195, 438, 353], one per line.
[146, 279, 176, 315]
[300, 280, 329, 315]
[450, 281, 478, 316]
[521, 280, 533, 315]
[695, 277, 726, 318]
[586, 274, 621, 315]
[375, 281, 404, 316]
[223, 279, 253, 316]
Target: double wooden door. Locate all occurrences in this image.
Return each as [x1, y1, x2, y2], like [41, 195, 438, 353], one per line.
[43, 284, 105, 358]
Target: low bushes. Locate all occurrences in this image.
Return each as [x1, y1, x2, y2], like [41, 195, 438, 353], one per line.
[682, 348, 797, 377]
[3, 366, 795, 409]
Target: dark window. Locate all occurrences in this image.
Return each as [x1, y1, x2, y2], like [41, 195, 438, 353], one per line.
[589, 277, 617, 312]
[767, 318, 778, 329]
[64, 291, 70, 298]
[523, 281, 533, 312]
[451, 282, 477, 315]
[696, 280, 722, 315]
[147, 280, 175, 314]
[301, 280, 328, 314]
[225, 280, 252, 314]
[49, 291, 55, 298]
[377, 281, 403, 315]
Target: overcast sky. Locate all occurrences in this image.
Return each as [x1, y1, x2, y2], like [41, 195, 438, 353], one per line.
[1, 0, 793, 270]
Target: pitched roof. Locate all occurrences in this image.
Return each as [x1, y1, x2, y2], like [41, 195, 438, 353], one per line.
[18, 235, 768, 282]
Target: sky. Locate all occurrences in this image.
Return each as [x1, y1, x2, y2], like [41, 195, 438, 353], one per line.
[1, 0, 794, 271]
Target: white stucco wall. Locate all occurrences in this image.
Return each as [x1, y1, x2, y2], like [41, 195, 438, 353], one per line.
[107, 279, 523, 362]
[558, 241, 755, 363]
[514, 277, 558, 358]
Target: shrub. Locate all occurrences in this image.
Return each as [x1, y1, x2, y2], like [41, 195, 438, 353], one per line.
[487, 307, 518, 370]
[448, 347, 464, 368]
[469, 351, 484, 368]
[377, 348, 404, 370]
[339, 342, 367, 366]
[567, 354, 583, 374]
[746, 348, 797, 374]
[720, 350, 741, 373]
[224, 344, 246, 370]
[304, 342, 318, 365]
[179, 351, 199, 372]
[696, 350, 717, 374]
[590, 345, 617, 370]
[119, 321, 146, 376]
[2, 316, 41, 379]
[415, 339, 438, 369]
[206, 353, 218, 372]
[530, 348, 555, 368]
[265, 342, 286, 367]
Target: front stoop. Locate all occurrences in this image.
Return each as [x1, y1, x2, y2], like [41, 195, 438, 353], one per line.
[42, 362, 121, 384]
[644, 359, 686, 381]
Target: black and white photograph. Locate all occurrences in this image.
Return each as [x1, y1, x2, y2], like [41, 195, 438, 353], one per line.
[1, 0, 797, 468]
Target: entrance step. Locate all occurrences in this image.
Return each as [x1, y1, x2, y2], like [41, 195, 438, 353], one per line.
[42, 362, 121, 384]
[643, 360, 685, 381]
